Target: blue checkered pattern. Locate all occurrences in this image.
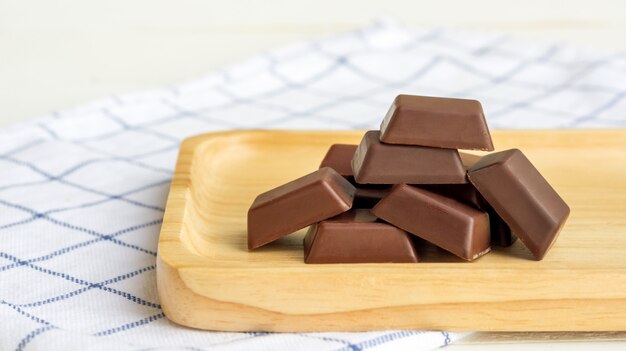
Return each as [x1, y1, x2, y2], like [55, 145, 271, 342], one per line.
[2, 19, 626, 350]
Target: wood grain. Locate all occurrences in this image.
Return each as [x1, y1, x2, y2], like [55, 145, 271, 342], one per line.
[157, 129, 626, 332]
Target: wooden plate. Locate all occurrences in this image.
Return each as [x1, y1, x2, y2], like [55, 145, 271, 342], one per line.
[157, 130, 626, 332]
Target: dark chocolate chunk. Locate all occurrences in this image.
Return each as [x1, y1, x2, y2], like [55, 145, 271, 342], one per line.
[247, 167, 355, 250]
[319, 144, 357, 177]
[352, 131, 467, 184]
[468, 149, 570, 260]
[372, 184, 491, 261]
[304, 209, 419, 264]
[379, 95, 494, 151]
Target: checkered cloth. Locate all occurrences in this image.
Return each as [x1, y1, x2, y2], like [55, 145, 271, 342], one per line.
[2, 19, 626, 351]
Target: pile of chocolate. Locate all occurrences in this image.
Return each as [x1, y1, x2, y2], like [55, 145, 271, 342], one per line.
[248, 95, 570, 263]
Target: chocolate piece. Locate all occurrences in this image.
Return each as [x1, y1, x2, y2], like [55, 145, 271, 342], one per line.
[427, 151, 517, 247]
[354, 185, 391, 208]
[303, 209, 419, 264]
[379, 95, 494, 151]
[425, 184, 517, 247]
[468, 149, 570, 260]
[247, 167, 355, 250]
[319, 144, 357, 177]
[352, 131, 467, 184]
[372, 184, 491, 261]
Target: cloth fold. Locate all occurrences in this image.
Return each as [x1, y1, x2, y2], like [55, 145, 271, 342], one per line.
[1, 19, 626, 351]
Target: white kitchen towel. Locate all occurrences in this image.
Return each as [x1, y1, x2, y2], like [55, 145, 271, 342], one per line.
[1, 18, 626, 351]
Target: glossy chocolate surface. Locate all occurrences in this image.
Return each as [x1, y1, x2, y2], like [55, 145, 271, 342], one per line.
[304, 209, 419, 264]
[423, 151, 517, 247]
[319, 144, 358, 177]
[352, 131, 467, 184]
[379, 95, 494, 151]
[468, 149, 570, 260]
[372, 184, 491, 261]
[247, 167, 355, 250]
[425, 183, 517, 247]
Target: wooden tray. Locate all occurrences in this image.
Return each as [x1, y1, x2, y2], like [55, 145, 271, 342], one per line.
[156, 130, 626, 332]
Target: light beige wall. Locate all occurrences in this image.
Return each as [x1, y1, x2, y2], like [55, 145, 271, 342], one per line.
[1, 0, 626, 126]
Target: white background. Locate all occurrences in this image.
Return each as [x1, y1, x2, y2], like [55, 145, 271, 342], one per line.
[2, 0, 626, 127]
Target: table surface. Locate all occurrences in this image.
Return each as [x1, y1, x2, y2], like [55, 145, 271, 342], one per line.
[1, 0, 625, 349]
